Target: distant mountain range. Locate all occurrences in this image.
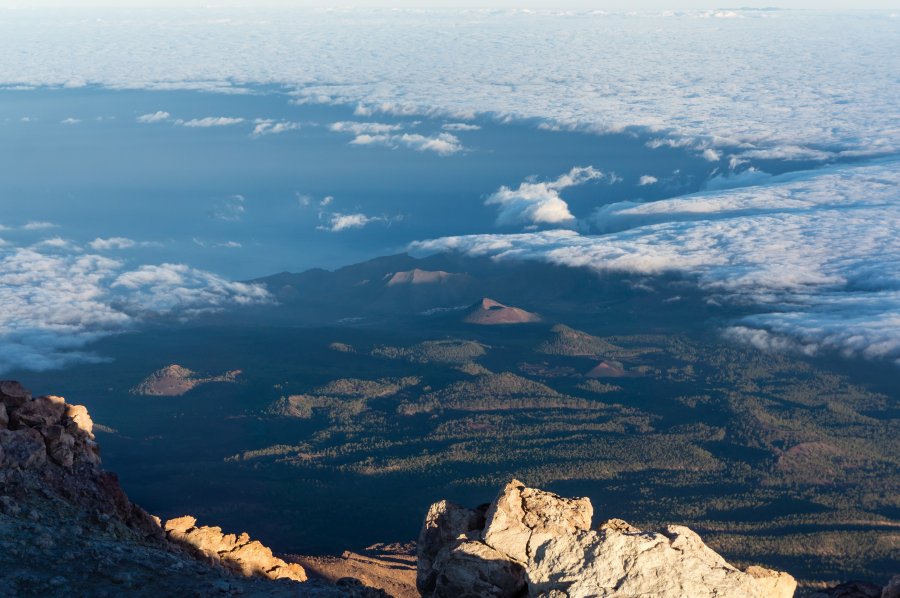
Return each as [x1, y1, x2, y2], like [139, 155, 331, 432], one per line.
[243, 252, 716, 330]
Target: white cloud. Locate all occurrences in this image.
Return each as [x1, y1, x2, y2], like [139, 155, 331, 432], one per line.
[0, 244, 270, 375]
[442, 122, 481, 131]
[701, 148, 721, 162]
[412, 160, 900, 365]
[32, 237, 78, 251]
[317, 210, 402, 232]
[638, 175, 658, 186]
[88, 236, 136, 250]
[485, 166, 604, 227]
[21, 221, 59, 231]
[347, 131, 464, 156]
[330, 121, 403, 135]
[136, 110, 170, 123]
[61, 117, 81, 125]
[177, 116, 244, 128]
[251, 119, 301, 137]
[318, 212, 378, 232]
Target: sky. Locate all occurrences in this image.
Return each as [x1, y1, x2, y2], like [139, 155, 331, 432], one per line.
[2, 1, 899, 8]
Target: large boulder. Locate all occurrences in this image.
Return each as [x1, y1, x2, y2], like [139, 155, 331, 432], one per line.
[417, 479, 798, 598]
[482, 480, 592, 565]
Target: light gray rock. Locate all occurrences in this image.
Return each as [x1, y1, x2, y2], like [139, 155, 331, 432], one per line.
[416, 499, 487, 595]
[431, 540, 526, 598]
[419, 479, 798, 598]
[482, 480, 592, 565]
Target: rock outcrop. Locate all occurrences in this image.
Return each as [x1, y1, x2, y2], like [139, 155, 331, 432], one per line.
[0, 380, 381, 597]
[165, 515, 308, 582]
[417, 479, 798, 598]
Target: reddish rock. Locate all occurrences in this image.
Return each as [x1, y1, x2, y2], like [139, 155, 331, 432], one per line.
[463, 298, 542, 325]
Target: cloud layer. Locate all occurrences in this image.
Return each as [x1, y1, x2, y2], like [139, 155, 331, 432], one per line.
[2, 9, 897, 159]
[0, 241, 270, 375]
[413, 160, 900, 364]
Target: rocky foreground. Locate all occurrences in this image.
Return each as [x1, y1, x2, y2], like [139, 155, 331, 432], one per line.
[0, 381, 384, 597]
[2, 380, 897, 597]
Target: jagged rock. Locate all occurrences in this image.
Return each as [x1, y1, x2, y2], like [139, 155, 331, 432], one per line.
[165, 515, 308, 583]
[10, 394, 66, 429]
[482, 480, 592, 565]
[0, 380, 31, 409]
[418, 479, 797, 598]
[0, 427, 47, 469]
[431, 540, 526, 598]
[42, 424, 76, 467]
[0, 403, 8, 428]
[65, 403, 94, 437]
[416, 500, 488, 594]
[0, 381, 388, 596]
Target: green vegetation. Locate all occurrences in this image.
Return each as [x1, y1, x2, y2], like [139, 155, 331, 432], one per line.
[235, 329, 898, 585]
[536, 324, 624, 357]
[371, 339, 487, 363]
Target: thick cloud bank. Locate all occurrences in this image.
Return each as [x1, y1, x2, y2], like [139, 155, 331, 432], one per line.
[413, 160, 900, 364]
[2, 9, 898, 160]
[0, 243, 270, 374]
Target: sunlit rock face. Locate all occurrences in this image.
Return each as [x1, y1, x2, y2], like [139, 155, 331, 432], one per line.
[417, 479, 797, 598]
[165, 515, 308, 583]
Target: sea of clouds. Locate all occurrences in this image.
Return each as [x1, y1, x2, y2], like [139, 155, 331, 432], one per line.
[0, 237, 270, 374]
[413, 160, 900, 364]
[1, 7, 899, 368]
[1, 8, 898, 160]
